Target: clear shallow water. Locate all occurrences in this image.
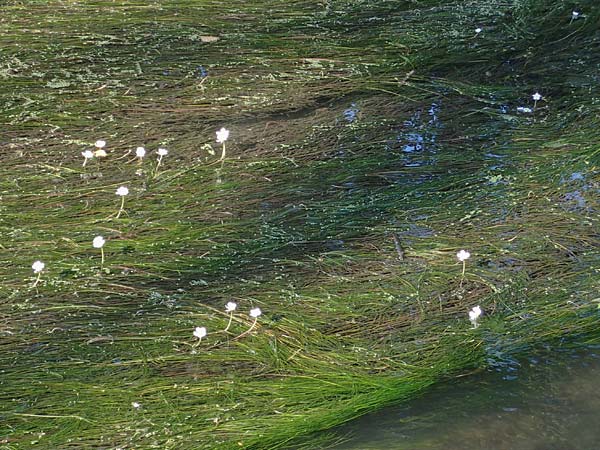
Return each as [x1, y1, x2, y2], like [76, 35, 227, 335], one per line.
[334, 350, 600, 450]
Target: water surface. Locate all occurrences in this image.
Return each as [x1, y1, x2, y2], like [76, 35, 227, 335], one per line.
[335, 350, 600, 450]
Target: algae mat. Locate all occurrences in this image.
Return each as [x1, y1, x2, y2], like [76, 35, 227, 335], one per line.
[1, 1, 599, 449]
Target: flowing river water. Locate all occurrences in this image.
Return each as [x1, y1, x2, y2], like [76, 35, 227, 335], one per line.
[335, 348, 600, 449]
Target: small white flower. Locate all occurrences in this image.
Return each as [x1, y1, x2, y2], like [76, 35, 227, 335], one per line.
[216, 127, 230, 143]
[469, 306, 482, 328]
[225, 301, 237, 312]
[131, 402, 141, 409]
[136, 147, 146, 158]
[456, 250, 471, 262]
[116, 186, 129, 196]
[249, 307, 262, 318]
[93, 236, 105, 248]
[516, 106, 533, 113]
[572, 11, 580, 20]
[95, 140, 106, 149]
[157, 148, 168, 157]
[82, 150, 94, 159]
[193, 326, 207, 339]
[32, 260, 45, 273]
[95, 149, 107, 157]
[469, 306, 482, 321]
[532, 92, 542, 101]
[475, 27, 482, 34]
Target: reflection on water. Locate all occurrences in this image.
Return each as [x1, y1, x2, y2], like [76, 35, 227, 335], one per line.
[334, 350, 600, 450]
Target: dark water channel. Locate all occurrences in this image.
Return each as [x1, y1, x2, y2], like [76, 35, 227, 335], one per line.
[334, 349, 600, 450]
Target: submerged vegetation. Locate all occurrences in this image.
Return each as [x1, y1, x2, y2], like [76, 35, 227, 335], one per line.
[1, 0, 599, 448]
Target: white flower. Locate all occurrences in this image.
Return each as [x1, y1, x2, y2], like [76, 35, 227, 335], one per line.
[116, 186, 129, 196]
[469, 306, 482, 321]
[572, 11, 580, 19]
[95, 140, 106, 149]
[532, 92, 542, 101]
[475, 27, 482, 33]
[225, 301, 237, 312]
[131, 402, 141, 409]
[136, 147, 146, 158]
[95, 149, 107, 157]
[193, 326, 207, 339]
[469, 306, 482, 327]
[249, 307, 262, 318]
[516, 106, 533, 113]
[456, 250, 471, 262]
[32, 260, 45, 273]
[157, 148, 168, 156]
[93, 236, 105, 248]
[216, 127, 230, 143]
[82, 150, 94, 159]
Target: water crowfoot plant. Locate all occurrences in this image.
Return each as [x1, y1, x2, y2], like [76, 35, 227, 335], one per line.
[94, 140, 107, 158]
[468, 306, 482, 328]
[224, 301, 237, 332]
[31, 260, 45, 287]
[532, 92, 542, 110]
[457, 250, 470, 276]
[93, 236, 106, 268]
[456, 249, 470, 286]
[193, 326, 207, 344]
[216, 127, 229, 162]
[570, 10, 580, 23]
[115, 186, 129, 218]
[135, 146, 146, 163]
[81, 150, 94, 167]
[234, 307, 262, 340]
[156, 147, 168, 167]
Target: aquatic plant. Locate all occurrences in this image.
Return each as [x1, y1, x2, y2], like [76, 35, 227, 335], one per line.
[81, 150, 94, 166]
[216, 127, 230, 161]
[94, 140, 107, 157]
[115, 186, 129, 218]
[135, 146, 146, 161]
[532, 92, 542, 110]
[571, 10, 580, 22]
[93, 235, 106, 267]
[193, 326, 207, 343]
[224, 301, 237, 332]
[156, 147, 168, 168]
[469, 306, 482, 328]
[457, 249, 471, 277]
[2, 0, 599, 448]
[31, 260, 45, 287]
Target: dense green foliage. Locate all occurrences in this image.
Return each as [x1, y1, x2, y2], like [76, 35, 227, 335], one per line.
[1, 0, 598, 448]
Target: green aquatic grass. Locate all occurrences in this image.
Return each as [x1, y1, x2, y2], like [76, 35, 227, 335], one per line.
[1, 0, 599, 448]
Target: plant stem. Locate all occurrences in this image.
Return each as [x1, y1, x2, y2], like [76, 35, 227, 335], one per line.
[32, 272, 41, 288]
[224, 312, 234, 332]
[116, 196, 125, 219]
[233, 317, 257, 341]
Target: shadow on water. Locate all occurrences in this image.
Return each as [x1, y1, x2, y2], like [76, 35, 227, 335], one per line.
[332, 347, 600, 450]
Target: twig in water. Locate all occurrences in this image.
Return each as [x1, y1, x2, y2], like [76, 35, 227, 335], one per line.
[391, 232, 405, 261]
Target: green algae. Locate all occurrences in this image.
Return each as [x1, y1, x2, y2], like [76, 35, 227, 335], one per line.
[1, 0, 599, 448]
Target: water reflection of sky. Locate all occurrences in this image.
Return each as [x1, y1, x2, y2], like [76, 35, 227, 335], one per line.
[334, 349, 600, 450]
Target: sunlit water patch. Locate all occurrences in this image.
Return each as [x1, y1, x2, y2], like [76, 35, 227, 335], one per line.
[333, 349, 600, 449]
